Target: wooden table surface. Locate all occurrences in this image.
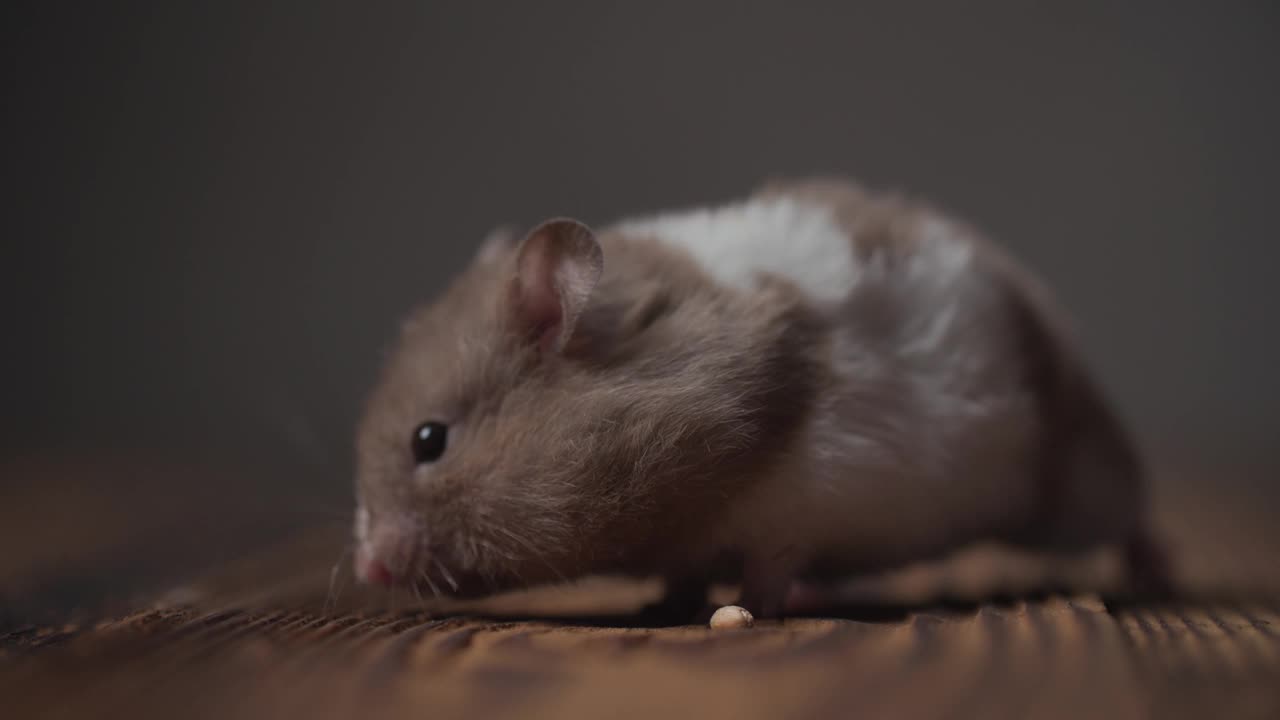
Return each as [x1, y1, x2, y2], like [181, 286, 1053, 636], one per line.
[2, 452, 1278, 719]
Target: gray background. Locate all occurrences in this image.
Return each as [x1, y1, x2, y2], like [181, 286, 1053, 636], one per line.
[3, 2, 1277, 511]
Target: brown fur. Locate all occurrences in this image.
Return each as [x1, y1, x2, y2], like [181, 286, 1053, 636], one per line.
[356, 223, 826, 594]
[355, 176, 1163, 611]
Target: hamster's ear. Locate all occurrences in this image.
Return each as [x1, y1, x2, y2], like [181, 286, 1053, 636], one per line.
[510, 218, 603, 354]
[475, 225, 519, 265]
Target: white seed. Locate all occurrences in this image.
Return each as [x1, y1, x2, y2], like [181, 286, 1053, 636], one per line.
[709, 604, 755, 629]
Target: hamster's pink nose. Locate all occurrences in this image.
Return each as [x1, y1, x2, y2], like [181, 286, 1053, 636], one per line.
[362, 557, 395, 587]
[355, 544, 402, 587]
[355, 514, 420, 586]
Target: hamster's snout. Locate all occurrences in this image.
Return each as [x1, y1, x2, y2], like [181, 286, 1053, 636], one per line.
[356, 553, 396, 587]
[353, 510, 420, 587]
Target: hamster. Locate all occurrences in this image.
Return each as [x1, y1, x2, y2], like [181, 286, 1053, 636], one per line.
[351, 177, 1168, 619]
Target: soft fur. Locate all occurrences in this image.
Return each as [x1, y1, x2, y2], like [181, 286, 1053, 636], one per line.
[352, 177, 1157, 617]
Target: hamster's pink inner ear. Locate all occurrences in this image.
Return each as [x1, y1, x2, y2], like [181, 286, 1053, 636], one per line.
[511, 218, 603, 354]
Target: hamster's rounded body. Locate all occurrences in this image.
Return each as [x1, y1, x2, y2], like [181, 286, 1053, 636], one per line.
[353, 178, 1160, 618]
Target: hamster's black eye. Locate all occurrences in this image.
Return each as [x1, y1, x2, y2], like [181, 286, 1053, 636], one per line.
[411, 422, 448, 463]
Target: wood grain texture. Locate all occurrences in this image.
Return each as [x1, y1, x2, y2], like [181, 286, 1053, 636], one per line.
[2, 454, 1278, 719]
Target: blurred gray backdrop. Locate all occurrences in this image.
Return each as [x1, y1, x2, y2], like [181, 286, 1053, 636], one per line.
[3, 2, 1277, 510]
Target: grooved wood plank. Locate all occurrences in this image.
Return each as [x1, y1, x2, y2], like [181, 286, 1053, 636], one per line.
[3, 456, 1279, 719]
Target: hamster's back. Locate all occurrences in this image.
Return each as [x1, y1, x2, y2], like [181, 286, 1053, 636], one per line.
[764, 177, 1148, 555]
[655, 178, 1150, 571]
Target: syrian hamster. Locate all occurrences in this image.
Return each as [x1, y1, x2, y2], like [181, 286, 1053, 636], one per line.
[351, 177, 1166, 618]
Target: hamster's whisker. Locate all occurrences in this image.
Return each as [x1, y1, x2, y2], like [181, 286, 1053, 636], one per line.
[420, 568, 443, 600]
[466, 536, 485, 566]
[324, 544, 354, 616]
[434, 558, 459, 592]
[409, 575, 426, 609]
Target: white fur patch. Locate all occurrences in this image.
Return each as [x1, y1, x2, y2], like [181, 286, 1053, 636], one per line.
[354, 505, 370, 542]
[614, 196, 857, 303]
